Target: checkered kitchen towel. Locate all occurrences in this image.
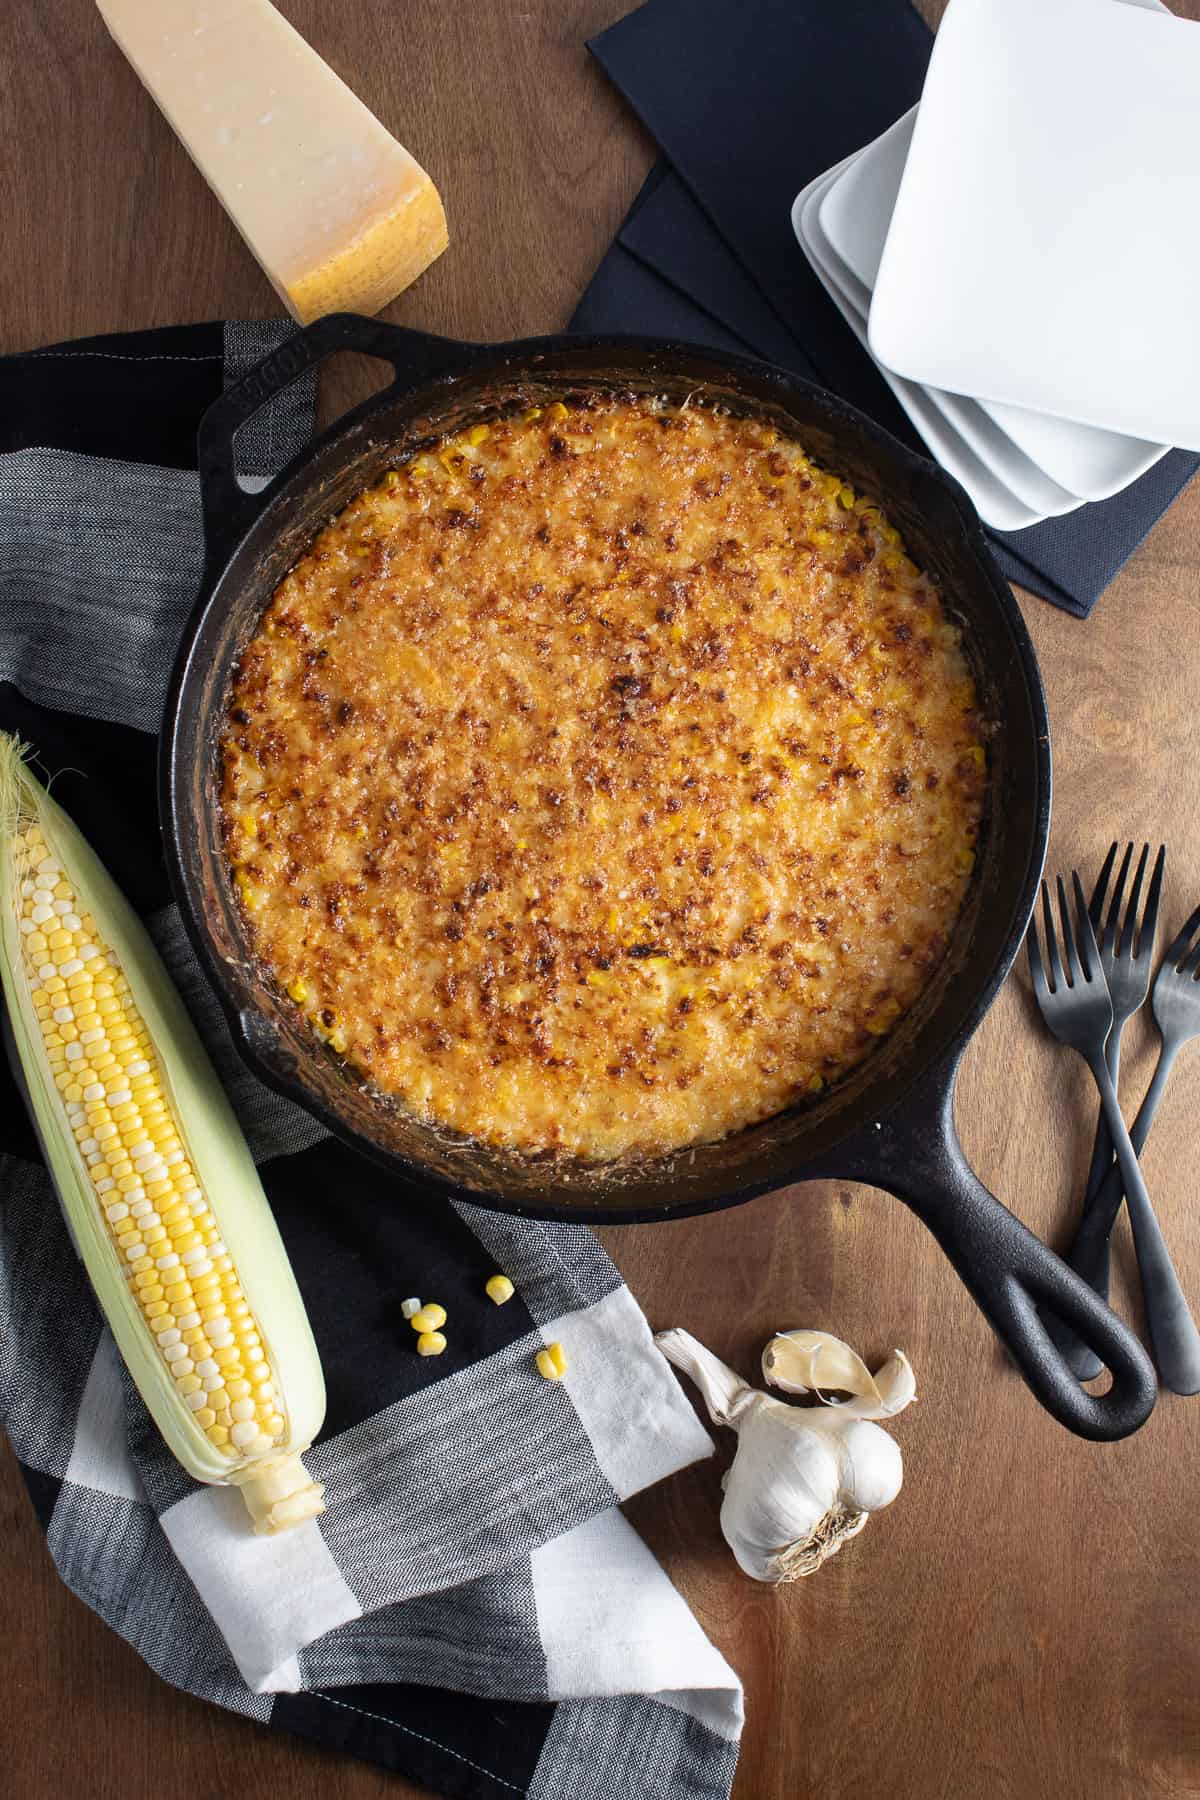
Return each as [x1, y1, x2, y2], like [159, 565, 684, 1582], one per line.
[0, 321, 742, 1800]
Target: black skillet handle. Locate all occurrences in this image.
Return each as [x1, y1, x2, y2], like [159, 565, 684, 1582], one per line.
[828, 1049, 1157, 1441]
[196, 312, 482, 576]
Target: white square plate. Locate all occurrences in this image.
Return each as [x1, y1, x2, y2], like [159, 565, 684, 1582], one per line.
[868, 0, 1200, 452]
[792, 165, 1045, 532]
[799, 167, 1082, 519]
[817, 0, 1170, 500]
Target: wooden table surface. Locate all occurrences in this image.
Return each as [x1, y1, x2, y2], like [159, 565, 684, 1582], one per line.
[3, 3, 1200, 1796]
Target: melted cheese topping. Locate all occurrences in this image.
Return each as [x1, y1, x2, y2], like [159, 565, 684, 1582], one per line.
[220, 398, 985, 1161]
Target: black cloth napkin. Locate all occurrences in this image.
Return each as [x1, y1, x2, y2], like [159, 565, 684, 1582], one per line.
[575, 0, 1199, 618]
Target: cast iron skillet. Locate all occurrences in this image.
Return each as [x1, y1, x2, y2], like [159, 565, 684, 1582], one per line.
[161, 312, 1156, 1442]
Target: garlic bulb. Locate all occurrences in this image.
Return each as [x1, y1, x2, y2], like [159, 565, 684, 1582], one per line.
[656, 1327, 916, 1583]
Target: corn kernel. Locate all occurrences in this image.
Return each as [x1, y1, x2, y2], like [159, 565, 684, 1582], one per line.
[536, 1344, 567, 1381]
[485, 1274, 515, 1306]
[865, 997, 902, 1036]
[417, 1330, 447, 1357]
[411, 1303, 447, 1333]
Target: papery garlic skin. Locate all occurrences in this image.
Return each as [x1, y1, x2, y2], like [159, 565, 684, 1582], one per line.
[720, 1401, 841, 1581]
[657, 1327, 915, 1584]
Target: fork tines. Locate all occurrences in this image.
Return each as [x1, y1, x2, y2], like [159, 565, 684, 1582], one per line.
[1163, 899, 1200, 976]
[1089, 841, 1165, 962]
[1030, 871, 1098, 997]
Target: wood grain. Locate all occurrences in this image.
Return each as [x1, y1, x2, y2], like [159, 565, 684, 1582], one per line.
[3, 2, 1200, 1797]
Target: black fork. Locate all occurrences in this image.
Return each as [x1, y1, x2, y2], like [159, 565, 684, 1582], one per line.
[1081, 843, 1164, 1205]
[1057, 900, 1200, 1379]
[1028, 875, 1200, 1394]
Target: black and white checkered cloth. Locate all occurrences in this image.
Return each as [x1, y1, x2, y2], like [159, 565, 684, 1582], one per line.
[0, 320, 742, 1800]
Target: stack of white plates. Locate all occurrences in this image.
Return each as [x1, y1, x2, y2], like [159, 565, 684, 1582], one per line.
[791, 0, 1200, 531]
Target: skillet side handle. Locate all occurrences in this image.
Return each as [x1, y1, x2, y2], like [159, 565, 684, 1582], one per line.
[196, 312, 481, 575]
[841, 1053, 1156, 1442]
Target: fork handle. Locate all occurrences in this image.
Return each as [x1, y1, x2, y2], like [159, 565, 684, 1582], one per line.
[1089, 1050, 1200, 1395]
[1050, 1042, 1179, 1378]
[1082, 1023, 1123, 1208]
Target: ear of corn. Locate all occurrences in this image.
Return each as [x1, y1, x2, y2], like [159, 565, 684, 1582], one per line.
[0, 737, 326, 1533]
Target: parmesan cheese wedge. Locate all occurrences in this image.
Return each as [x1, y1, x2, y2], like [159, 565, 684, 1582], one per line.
[96, 0, 448, 323]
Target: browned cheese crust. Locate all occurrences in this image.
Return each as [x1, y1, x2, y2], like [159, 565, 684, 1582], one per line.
[220, 397, 985, 1161]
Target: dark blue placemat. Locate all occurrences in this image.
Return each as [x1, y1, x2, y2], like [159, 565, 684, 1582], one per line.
[580, 0, 1199, 617]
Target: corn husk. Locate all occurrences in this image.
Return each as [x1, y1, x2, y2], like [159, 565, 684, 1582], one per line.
[0, 738, 325, 1528]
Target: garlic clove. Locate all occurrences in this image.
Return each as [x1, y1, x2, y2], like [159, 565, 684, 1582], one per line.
[763, 1330, 917, 1420]
[860, 1349, 917, 1418]
[831, 1418, 904, 1513]
[762, 1328, 877, 1398]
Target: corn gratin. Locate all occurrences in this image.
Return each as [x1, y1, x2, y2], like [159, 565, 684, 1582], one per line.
[220, 396, 986, 1161]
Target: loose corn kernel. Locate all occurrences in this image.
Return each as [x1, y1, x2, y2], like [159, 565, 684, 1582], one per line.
[287, 979, 309, 1004]
[536, 1343, 567, 1381]
[417, 1330, 447, 1357]
[400, 1296, 422, 1319]
[548, 401, 569, 422]
[467, 424, 490, 446]
[485, 1274, 515, 1306]
[410, 1303, 447, 1333]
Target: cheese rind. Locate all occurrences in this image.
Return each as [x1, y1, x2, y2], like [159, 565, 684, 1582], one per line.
[96, 0, 448, 323]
